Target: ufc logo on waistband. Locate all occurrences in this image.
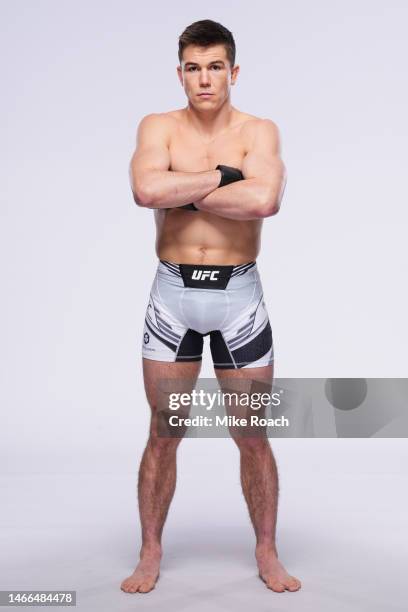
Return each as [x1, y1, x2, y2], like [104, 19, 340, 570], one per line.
[191, 270, 219, 281]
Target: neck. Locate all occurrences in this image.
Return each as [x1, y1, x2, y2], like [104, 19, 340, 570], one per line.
[184, 98, 235, 140]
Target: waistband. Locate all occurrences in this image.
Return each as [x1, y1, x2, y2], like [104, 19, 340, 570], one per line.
[159, 260, 257, 289]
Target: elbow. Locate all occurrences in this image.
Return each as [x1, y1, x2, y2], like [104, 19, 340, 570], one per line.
[254, 196, 281, 219]
[132, 182, 156, 208]
[259, 203, 280, 218]
[129, 163, 157, 207]
[255, 177, 285, 218]
[133, 191, 151, 207]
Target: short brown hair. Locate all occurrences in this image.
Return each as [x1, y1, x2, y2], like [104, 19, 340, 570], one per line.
[178, 19, 236, 67]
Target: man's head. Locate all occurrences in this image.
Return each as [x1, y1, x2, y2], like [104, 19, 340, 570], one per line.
[177, 20, 239, 109]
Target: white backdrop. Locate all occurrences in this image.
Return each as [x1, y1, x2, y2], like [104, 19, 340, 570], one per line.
[2, 0, 407, 470]
[1, 1, 407, 609]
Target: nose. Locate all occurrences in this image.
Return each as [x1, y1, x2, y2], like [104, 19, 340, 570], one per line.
[199, 68, 211, 87]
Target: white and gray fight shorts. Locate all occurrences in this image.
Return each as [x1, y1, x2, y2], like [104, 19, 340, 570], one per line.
[142, 260, 274, 369]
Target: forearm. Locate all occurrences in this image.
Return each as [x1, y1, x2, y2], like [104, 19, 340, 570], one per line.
[133, 169, 221, 209]
[196, 178, 281, 221]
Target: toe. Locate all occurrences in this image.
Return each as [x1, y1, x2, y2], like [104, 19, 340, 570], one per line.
[138, 581, 154, 593]
[286, 577, 301, 591]
[267, 580, 285, 593]
[121, 577, 138, 593]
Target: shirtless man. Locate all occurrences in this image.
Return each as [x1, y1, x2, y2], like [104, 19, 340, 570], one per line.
[121, 19, 301, 595]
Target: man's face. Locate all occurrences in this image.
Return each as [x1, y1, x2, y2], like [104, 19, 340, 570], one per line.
[177, 44, 239, 109]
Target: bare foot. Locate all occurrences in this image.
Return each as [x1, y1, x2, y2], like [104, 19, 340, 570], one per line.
[121, 547, 162, 594]
[256, 545, 301, 593]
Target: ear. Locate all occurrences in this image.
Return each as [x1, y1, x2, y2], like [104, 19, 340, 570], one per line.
[177, 65, 183, 86]
[231, 64, 240, 85]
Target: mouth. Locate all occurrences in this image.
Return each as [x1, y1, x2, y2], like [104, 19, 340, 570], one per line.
[198, 93, 213, 97]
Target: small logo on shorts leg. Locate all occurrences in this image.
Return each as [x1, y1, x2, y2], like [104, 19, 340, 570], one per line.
[144, 332, 150, 344]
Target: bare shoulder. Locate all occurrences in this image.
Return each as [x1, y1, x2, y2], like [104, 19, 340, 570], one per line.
[241, 116, 281, 140]
[137, 112, 174, 132]
[135, 112, 175, 145]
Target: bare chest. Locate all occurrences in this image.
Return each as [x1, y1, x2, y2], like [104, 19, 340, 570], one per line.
[168, 124, 249, 172]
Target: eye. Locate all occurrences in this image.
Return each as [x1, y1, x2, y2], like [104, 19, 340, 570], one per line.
[187, 66, 198, 72]
[211, 65, 222, 70]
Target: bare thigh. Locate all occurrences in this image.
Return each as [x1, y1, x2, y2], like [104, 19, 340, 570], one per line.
[143, 357, 202, 412]
[214, 364, 274, 386]
[214, 365, 274, 402]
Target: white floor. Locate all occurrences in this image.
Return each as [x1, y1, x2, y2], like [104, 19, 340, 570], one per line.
[1, 440, 407, 611]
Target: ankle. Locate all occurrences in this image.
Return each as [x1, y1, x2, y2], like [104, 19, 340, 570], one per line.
[255, 542, 278, 558]
[140, 543, 162, 560]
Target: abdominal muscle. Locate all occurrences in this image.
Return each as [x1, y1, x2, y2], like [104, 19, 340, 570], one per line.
[155, 208, 262, 265]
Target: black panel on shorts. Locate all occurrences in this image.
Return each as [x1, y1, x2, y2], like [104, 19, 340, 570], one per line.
[210, 330, 235, 369]
[231, 320, 272, 368]
[176, 328, 204, 362]
[179, 264, 234, 289]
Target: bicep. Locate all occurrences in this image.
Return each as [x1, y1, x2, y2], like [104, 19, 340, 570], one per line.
[241, 119, 286, 182]
[130, 114, 171, 194]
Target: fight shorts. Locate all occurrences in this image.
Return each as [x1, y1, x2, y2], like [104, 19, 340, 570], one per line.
[142, 260, 274, 369]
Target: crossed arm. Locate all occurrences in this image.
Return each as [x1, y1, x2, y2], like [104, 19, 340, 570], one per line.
[130, 113, 286, 221]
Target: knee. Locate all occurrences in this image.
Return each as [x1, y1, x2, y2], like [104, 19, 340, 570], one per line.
[234, 436, 270, 454]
